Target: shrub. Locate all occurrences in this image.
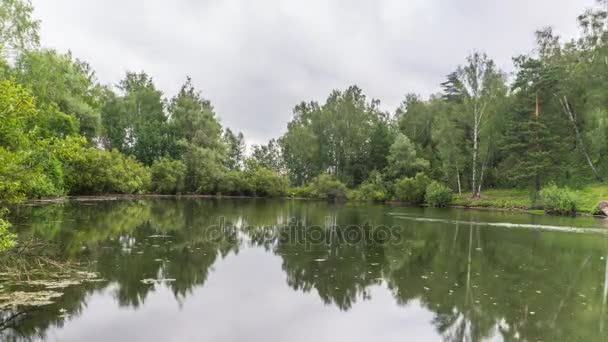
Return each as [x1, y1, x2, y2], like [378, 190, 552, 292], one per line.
[425, 181, 453, 207]
[62, 148, 150, 195]
[308, 174, 347, 201]
[246, 167, 289, 197]
[182, 145, 225, 194]
[351, 171, 389, 202]
[0, 147, 64, 201]
[394, 173, 431, 204]
[352, 182, 388, 202]
[217, 170, 251, 196]
[150, 157, 186, 194]
[0, 209, 16, 252]
[288, 186, 313, 198]
[539, 184, 577, 215]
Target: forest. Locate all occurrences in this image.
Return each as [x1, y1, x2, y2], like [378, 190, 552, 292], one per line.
[2, 0, 608, 230]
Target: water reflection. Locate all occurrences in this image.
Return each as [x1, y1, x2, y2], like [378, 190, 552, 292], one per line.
[2, 199, 608, 341]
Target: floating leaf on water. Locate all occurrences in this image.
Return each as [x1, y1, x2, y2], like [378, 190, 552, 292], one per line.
[0, 290, 63, 309]
[25, 279, 82, 289]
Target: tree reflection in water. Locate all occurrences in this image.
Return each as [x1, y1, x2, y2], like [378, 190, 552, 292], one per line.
[1, 199, 607, 341]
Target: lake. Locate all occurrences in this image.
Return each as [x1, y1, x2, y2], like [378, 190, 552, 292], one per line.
[2, 198, 608, 341]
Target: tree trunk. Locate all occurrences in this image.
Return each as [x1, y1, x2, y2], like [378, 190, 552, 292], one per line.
[456, 166, 462, 196]
[472, 114, 480, 198]
[477, 159, 487, 197]
[559, 96, 602, 181]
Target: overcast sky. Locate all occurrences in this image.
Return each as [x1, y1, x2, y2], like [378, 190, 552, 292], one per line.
[32, 0, 596, 146]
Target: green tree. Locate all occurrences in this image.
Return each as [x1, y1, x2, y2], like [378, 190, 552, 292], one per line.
[15, 50, 102, 139]
[387, 133, 429, 179]
[0, 0, 40, 58]
[442, 52, 507, 197]
[223, 128, 245, 170]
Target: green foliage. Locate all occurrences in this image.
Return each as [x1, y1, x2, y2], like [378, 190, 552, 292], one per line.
[61, 147, 150, 195]
[0, 209, 16, 252]
[150, 158, 186, 194]
[539, 184, 577, 215]
[15, 50, 102, 139]
[246, 139, 283, 172]
[0, 0, 40, 56]
[217, 170, 251, 196]
[280, 87, 391, 187]
[350, 171, 389, 202]
[223, 128, 245, 170]
[308, 174, 347, 200]
[387, 133, 429, 179]
[182, 145, 225, 194]
[246, 167, 289, 197]
[425, 181, 453, 207]
[394, 173, 431, 205]
[288, 186, 313, 198]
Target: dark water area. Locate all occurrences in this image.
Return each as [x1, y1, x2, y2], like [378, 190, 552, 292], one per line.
[2, 198, 608, 341]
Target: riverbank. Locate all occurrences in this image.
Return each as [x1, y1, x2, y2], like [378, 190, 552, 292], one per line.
[20, 183, 608, 218]
[452, 184, 608, 214]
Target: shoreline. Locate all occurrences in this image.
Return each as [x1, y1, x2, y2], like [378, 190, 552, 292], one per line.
[21, 193, 607, 219]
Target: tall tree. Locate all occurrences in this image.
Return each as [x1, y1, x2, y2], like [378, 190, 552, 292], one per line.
[223, 128, 245, 170]
[102, 72, 169, 165]
[15, 50, 102, 140]
[0, 0, 40, 58]
[442, 52, 507, 197]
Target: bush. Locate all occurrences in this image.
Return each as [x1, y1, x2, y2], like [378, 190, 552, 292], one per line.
[0, 209, 16, 252]
[288, 186, 313, 198]
[246, 167, 289, 197]
[351, 182, 388, 202]
[308, 174, 347, 201]
[182, 145, 225, 194]
[539, 184, 577, 215]
[394, 173, 431, 204]
[351, 171, 389, 202]
[62, 148, 150, 195]
[150, 157, 186, 194]
[217, 170, 251, 196]
[0, 147, 64, 201]
[425, 181, 453, 207]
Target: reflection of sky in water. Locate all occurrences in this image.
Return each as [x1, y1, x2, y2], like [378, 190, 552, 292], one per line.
[41, 247, 441, 342]
[4, 199, 608, 341]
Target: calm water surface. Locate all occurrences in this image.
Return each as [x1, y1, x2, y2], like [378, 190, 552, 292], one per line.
[2, 199, 608, 341]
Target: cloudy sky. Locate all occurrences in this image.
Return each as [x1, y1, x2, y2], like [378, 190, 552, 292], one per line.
[32, 0, 596, 146]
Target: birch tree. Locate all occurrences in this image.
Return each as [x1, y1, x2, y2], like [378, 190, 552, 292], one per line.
[442, 52, 506, 197]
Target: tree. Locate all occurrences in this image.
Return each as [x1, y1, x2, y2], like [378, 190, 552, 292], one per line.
[442, 52, 507, 197]
[102, 72, 169, 165]
[500, 57, 558, 192]
[168, 77, 224, 154]
[15, 50, 102, 140]
[247, 139, 283, 172]
[387, 133, 429, 179]
[223, 128, 245, 170]
[0, 0, 40, 58]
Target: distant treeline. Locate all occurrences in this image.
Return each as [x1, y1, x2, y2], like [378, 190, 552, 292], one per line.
[1, 0, 608, 206]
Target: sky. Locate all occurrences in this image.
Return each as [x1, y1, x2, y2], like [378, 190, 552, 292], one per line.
[32, 0, 597, 146]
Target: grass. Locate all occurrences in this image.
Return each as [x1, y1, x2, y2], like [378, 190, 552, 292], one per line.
[571, 183, 608, 213]
[452, 183, 608, 214]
